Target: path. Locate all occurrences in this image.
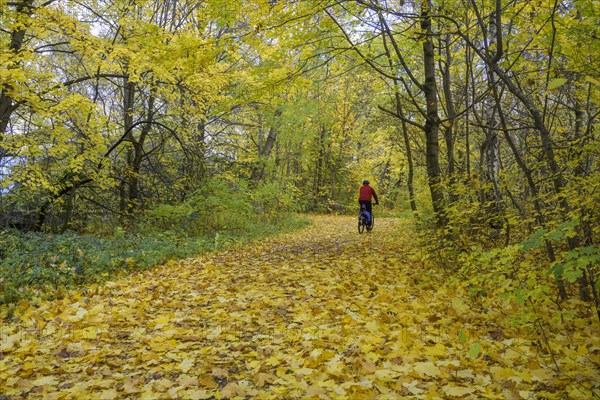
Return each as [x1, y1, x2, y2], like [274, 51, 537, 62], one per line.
[0, 216, 595, 399]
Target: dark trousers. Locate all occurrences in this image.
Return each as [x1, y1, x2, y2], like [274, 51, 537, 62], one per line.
[359, 200, 372, 215]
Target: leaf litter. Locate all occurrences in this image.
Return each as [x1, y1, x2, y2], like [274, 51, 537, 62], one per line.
[1, 216, 598, 399]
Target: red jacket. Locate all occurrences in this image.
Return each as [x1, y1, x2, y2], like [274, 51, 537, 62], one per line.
[359, 185, 378, 202]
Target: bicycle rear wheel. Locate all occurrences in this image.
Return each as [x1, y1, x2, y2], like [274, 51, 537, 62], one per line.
[366, 214, 374, 232]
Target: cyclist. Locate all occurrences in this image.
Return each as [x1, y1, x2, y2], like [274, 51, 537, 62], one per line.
[359, 180, 379, 225]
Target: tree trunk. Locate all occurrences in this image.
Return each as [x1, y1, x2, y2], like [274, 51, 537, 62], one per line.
[122, 77, 136, 214]
[127, 95, 155, 210]
[466, 11, 572, 224]
[439, 33, 456, 182]
[481, 11, 503, 231]
[397, 95, 417, 212]
[60, 187, 76, 233]
[0, 0, 34, 158]
[313, 124, 327, 203]
[464, 16, 472, 177]
[252, 109, 281, 183]
[421, 0, 446, 226]
[572, 105, 593, 301]
[36, 179, 93, 231]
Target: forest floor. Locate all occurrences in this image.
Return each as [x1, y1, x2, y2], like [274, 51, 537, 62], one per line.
[1, 216, 599, 399]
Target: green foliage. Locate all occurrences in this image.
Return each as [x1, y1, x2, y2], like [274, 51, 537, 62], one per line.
[418, 216, 597, 331]
[549, 246, 600, 286]
[144, 178, 300, 236]
[520, 219, 580, 251]
[467, 342, 481, 359]
[251, 181, 301, 219]
[516, 219, 599, 288]
[0, 229, 205, 305]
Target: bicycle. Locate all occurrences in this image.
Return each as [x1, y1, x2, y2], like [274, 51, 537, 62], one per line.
[358, 203, 374, 234]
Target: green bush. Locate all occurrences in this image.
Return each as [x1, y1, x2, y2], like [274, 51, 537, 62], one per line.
[144, 177, 301, 236]
[251, 181, 301, 220]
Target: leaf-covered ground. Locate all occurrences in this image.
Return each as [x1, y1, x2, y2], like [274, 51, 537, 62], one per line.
[1, 216, 599, 399]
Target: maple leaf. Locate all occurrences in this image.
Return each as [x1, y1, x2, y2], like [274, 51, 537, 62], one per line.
[181, 388, 214, 399]
[254, 372, 277, 387]
[403, 380, 426, 395]
[443, 385, 477, 397]
[297, 367, 313, 375]
[0, 334, 21, 351]
[198, 374, 218, 389]
[179, 357, 195, 373]
[373, 368, 401, 382]
[98, 389, 119, 400]
[412, 362, 441, 378]
[122, 377, 144, 394]
[212, 367, 229, 378]
[32, 376, 59, 387]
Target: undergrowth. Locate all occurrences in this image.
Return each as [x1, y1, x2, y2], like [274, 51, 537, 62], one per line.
[406, 216, 600, 397]
[0, 215, 309, 308]
[414, 215, 600, 320]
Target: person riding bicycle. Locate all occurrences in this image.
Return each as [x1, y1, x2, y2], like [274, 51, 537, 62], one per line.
[359, 180, 379, 224]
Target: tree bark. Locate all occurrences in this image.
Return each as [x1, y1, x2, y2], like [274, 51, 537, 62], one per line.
[36, 179, 93, 231]
[122, 77, 136, 214]
[421, 0, 446, 226]
[397, 95, 417, 212]
[0, 0, 35, 158]
[439, 33, 456, 181]
[481, 11, 503, 231]
[127, 94, 155, 210]
[251, 109, 282, 183]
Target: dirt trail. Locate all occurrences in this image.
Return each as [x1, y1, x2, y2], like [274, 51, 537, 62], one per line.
[1, 216, 596, 399]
